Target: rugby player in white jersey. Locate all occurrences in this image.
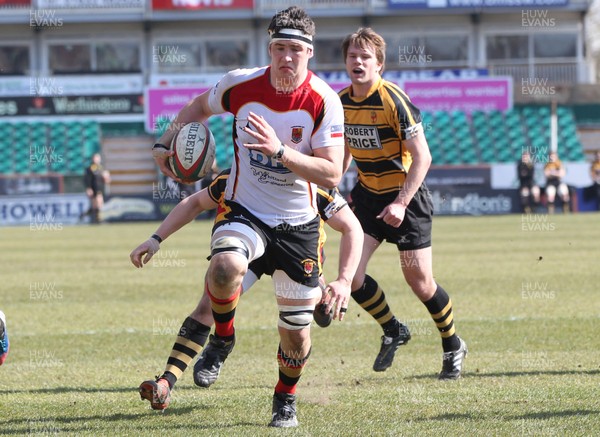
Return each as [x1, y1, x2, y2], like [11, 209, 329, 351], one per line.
[144, 6, 349, 428]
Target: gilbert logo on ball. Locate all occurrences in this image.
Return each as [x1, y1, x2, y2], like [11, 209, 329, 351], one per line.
[169, 122, 216, 184]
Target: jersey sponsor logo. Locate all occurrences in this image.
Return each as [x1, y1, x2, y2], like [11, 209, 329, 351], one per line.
[330, 124, 343, 138]
[248, 149, 291, 175]
[291, 126, 304, 144]
[345, 124, 382, 150]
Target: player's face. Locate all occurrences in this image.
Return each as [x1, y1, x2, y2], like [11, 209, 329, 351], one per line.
[345, 42, 382, 87]
[269, 40, 313, 85]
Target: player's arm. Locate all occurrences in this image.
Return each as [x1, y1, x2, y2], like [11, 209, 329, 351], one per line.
[153, 90, 215, 181]
[281, 142, 343, 189]
[377, 128, 431, 227]
[130, 189, 218, 268]
[342, 143, 354, 174]
[155, 189, 217, 241]
[323, 205, 363, 321]
[242, 111, 343, 188]
[396, 130, 432, 205]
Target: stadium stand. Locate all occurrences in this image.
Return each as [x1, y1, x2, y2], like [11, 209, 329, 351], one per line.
[423, 106, 586, 165]
[0, 120, 102, 176]
[0, 0, 594, 196]
[0, 106, 586, 178]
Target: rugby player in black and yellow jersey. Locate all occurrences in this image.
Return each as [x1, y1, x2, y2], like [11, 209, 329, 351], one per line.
[130, 169, 363, 410]
[339, 28, 467, 379]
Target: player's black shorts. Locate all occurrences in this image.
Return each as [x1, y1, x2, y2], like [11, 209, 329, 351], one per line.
[350, 182, 432, 251]
[213, 200, 321, 287]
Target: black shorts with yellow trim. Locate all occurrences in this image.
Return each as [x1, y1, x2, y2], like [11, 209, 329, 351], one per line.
[213, 200, 321, 287]
[350, 182, 433, 251]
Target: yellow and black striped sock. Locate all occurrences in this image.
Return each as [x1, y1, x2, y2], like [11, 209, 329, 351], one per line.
[275, 345, 311, 395]
[423, 285, 460, 352]
[162, 316, 210, 389]
[351, 275, 399, 336]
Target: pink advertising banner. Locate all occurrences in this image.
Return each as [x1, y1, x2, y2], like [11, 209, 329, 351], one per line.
[145, 87, 208, 133]
[402, 77, 513, 114]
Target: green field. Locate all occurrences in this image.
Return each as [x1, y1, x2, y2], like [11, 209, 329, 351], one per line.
[1, 213, 599, 436]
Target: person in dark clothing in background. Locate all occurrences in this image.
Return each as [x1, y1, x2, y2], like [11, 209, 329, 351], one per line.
[82, 153, 110, 223]
[517, 150, 540, 214]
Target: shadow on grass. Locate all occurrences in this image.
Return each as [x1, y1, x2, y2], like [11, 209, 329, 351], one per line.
[0, 408, 262, 433]
[412, 409, 598, 424]
[411, 368, 600, 380]
[0, 386, 142, 395]
[0, 382, 273, 395]
[512, 409, 599, 420]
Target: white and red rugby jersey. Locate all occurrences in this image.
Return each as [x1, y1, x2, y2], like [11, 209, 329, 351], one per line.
[207, 66, 344, 228]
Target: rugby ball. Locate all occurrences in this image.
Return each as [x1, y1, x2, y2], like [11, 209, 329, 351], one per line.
[169, 122, 216, 184]
[313, 303, 333, 328]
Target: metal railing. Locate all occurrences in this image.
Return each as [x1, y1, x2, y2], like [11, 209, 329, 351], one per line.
[489, 62, 580, 85]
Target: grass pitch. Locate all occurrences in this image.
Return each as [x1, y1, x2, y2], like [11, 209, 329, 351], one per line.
[1, 213, 599, 436]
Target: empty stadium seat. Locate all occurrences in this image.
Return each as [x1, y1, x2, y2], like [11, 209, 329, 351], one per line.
[0, 120, 103, 177]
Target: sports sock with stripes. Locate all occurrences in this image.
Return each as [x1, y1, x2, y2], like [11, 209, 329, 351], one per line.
[275, 345, 311, 395]
[351, 275, 400, 337]
[423, 285, 460, 352]
[207, 283, 240, 343]
[162, 316, 210, 389]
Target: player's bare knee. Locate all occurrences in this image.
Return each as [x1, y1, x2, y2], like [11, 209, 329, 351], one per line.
[208, 236, 250, 287]
[351, 272, 366, 292]
[406, 276, 435, 300]
[209, 255, 245, 288]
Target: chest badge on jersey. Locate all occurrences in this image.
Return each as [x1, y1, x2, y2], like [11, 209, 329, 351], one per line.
[291, 126, 304, 144]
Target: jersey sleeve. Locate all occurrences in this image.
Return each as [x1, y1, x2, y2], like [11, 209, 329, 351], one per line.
[207, 169, 231, 203]
[386, 84, 423, 141]
[316, 187, 348, 221]
[396, 97, 423, 141]
[309, 81, 345, 151]
[207, 68, 261, 115]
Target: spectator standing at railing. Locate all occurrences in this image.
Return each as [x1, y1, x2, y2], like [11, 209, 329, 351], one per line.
[590, 150, 600, 210]
[81, 153, 111, 224]
[543, 151, 569, 214]
[517, 150, 540, 214]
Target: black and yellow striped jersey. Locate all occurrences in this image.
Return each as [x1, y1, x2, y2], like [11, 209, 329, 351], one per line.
[544, 159, 564, 182]
[339, 77, 422, 196]
[591, 160, 600, 179]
